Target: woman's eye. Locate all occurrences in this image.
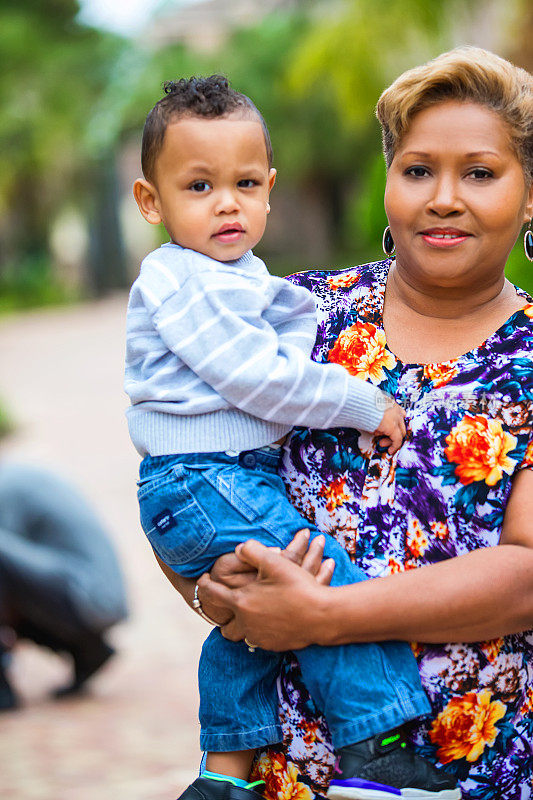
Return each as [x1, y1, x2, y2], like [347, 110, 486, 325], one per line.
[190, 181, 210, 192]
[469, 168, 493, 180]
[405, 166, 429, 178]
[238, 179, 258, 188]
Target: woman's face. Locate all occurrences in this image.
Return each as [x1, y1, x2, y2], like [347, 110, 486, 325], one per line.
[384, 100, 533, 289]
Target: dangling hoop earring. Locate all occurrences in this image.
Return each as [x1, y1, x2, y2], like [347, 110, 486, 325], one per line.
[525, 220, 533, 262]
[382, 226, 395, 256]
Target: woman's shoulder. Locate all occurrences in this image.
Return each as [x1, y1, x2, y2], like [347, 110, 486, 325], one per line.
[285, 258, 391, 297]
[489, 288, 533, 358]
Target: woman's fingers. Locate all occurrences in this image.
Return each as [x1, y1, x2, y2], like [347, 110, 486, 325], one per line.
[316, 557, 335, 585]
[218, 614, 247, 643]
[282, 528, 310, 564]
[210, 551, 257, 588]
[218, 546, 328, 650]
[236, 531, 330, 579]
[300, 534, 326, 575]
[197, 572, 238, 618]
[234, 539, 278, 571]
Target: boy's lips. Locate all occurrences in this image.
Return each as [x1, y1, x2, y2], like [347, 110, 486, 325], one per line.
[213, 223, 245, 243]
[419, 227, 472, 248]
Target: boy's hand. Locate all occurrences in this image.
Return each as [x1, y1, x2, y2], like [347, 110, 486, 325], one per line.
[374, 393, 406, 454]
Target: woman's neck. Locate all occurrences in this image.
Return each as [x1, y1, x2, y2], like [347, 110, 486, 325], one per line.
[383, 261, 524, 365]
[387, 260, 511, 320]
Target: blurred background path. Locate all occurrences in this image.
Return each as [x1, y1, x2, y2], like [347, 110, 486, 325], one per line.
[0, 294, 205, 800]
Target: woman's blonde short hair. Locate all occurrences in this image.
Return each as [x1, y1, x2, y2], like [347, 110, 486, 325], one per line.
[376, 47, 533, 182]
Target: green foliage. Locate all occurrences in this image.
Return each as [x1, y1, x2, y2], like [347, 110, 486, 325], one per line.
[0, 399, 15, 440]
[287, 0, 486, 129]
[506, 236, 533, 296]
[0, 0, 125, 303]
[344, 147, 388, 264]
[0, 2, 122, 208]
[289, 7, 404, 128]
[0, 254, 75, 312]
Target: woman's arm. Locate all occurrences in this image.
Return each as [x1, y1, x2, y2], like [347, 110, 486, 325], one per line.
[199, 469, 533, 650]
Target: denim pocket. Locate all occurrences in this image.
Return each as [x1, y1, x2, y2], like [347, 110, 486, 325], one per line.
[202, 465, 289, 531]
[137, 464, 215, 568]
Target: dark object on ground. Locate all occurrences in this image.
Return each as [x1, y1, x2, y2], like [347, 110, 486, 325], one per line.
[54, 641, 115, 698]
[0, 654, 18, 711]
[0, 462, 128, 708]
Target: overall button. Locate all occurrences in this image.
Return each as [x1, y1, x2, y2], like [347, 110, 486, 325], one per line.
[240, 452, 257, 468]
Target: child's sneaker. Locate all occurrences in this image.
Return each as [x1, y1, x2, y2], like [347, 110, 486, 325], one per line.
[327, 727, 461, 799]
[177, 777, 264, 800]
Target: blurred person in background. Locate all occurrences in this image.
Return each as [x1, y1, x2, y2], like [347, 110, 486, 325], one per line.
[0, 461, 128, 710]
[196, 47, 533, 799]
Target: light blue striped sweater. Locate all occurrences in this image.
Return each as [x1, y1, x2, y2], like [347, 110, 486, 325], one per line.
[124, 243, 384, 455]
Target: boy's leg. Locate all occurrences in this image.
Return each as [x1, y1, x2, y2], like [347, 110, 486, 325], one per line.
[294, 529, 430, 747]
[137, 454, 286, 755]
[199, 627, 283, 753]
[203, 752, 256, 783]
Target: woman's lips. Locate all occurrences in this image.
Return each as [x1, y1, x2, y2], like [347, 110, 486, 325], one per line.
[419, 228, 472, 248]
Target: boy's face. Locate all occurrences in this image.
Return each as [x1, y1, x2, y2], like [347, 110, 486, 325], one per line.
[135, 115, 276, 262]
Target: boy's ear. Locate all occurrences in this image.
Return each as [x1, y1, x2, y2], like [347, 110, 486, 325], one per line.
[133, 179, 163, 225]
[267, 168, 277, 195]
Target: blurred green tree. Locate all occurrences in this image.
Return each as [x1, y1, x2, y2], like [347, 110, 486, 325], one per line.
[0, 0, 126, 302]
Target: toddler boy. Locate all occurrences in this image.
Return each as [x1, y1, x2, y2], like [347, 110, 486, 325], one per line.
[125, 76, 460, 800]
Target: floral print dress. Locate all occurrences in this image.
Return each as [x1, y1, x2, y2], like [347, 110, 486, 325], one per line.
[250, 259, 533, 800]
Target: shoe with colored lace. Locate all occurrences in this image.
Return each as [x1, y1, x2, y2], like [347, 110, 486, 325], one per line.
[327, 727, 461, 799]
[177, 777, 264, 800]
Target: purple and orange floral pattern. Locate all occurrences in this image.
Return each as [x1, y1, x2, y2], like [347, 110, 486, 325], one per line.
[254, 260, 533, 800]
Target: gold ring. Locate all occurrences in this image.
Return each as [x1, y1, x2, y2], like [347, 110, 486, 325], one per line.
[244, 637, 257, 653]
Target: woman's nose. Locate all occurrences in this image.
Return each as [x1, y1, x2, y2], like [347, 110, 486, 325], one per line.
[426, 176, 464, 216]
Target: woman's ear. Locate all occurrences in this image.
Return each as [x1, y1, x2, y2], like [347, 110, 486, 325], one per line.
[526, 181, 533, 223]
[133, 179, 163, 225]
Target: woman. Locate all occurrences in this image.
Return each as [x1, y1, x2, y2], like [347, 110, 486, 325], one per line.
[193, 47, 533, 800]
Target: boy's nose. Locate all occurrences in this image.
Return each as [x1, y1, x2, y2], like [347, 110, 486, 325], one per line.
[214, 189, 240, 214]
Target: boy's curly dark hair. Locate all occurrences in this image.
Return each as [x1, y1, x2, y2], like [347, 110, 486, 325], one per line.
[141, 75, 273, 181]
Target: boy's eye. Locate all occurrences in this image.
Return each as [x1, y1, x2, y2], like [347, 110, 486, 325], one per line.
[237, 179, 258, 188]
[190, 181, 210, 192]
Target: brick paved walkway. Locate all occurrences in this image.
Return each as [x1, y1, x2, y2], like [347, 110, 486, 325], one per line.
[0, 296, 206, 799]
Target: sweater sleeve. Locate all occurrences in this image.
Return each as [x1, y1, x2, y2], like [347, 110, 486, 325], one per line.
[143, 265, 384, 432]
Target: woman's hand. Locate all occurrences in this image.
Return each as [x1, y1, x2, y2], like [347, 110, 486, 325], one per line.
[202, 550, 259, 625]
[211, 529, 335, 584]
[197, 534, 334, 651]
[156, 529, 335, 631]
